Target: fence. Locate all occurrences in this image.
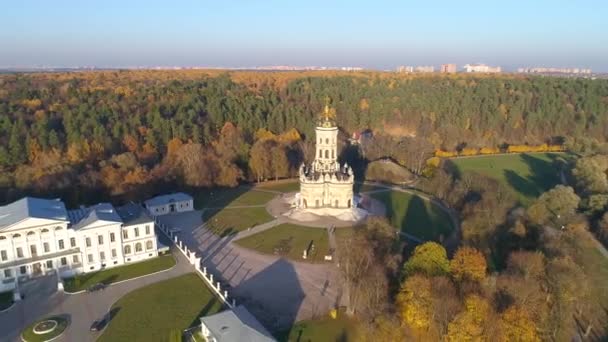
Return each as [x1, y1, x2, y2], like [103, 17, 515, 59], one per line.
[153, 217, 235, 309]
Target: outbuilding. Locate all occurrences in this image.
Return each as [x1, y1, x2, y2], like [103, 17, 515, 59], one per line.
[144, 192, 193, 216]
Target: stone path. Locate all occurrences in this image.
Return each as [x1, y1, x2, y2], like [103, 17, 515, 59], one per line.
[232, 218, 284, 241]
[157, 211, 340, 331]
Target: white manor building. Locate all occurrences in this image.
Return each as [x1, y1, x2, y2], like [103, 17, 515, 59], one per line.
[296, 104, 355, 215]
[0, 197, 159, 292]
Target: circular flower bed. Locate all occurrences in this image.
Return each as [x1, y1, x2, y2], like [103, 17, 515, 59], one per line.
[21, 315, 68, 342]
[32, 320, 58, 335]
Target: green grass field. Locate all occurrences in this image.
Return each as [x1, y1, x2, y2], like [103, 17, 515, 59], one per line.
[203, 207, 275, 236]
[98, 273, 224, 342]
[255, 180, 300, 193]
[277, 315, 357, 342]
[0, 291, 13, 311]
[371, 191, 453, 241]
[63, 254, 176, 292]
[235, 224, 331, 263]
[194, 186, 276, 209]
[355, 183, 391, 193]
[449, 152, 571, 205]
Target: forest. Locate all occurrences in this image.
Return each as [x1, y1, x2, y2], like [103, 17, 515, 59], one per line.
[0, 70, 608, 206]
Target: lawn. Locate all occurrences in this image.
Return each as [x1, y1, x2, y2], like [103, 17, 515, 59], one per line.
[449, 152, 572, 205]
[355, 182, 391, 193]
[277, 315, 357, 342]
[21, 315, 68, 342]
[98, 273, 224, 342]
[194, 186, 275, 209]
[235, 224, 331, 263]
[0, 291, 13, 311]
[255, 180, 300, 193]
[371, 190, 453, 241]
[203, 207, 275, 237]
[63, 254, 176, 292]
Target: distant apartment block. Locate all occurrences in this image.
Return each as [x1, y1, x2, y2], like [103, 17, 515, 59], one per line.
[440, 64, 457, 73]
[463, 64, 501, 73]
[414, 66, 435, 73]
[396, 66, 414, 73]
[517, 67, 592, 74]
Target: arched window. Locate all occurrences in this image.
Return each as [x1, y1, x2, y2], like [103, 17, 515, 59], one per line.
[348, 199, 352, 208]
[331, 150, 334, 158]
[12, 234, 21, 239]
[146, 240, 153, 250]
[0, 236, 6, 240]
[135, 243, 142, 253]
[41, 228, 49, 233]
[325, 150, 329, 158]
[318, 149, 322, 158]
[325, 138, 329, 144]
[124, 245, 131, 255]
[55, 226, 63, 231]
[335, 200, 339, 207]
[27, 231, 35, 236]
[319, 138, 322, 143]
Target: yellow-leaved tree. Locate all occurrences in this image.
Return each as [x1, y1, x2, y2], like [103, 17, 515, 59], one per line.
[446, 295, 491, 342]
[498, 305, 540, 342]
[396, 274, 433, 330]
[450, 246, 487, 283]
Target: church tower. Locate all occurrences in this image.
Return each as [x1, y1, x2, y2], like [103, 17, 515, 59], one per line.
[297, 99, 354, 211]
[313, 103, 339, 173]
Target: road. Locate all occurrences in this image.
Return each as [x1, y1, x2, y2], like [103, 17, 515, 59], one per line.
[0, 248, 191, 342]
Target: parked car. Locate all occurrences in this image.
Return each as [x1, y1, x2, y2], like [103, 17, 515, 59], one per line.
[87, 283, 107, 292]
[90, 318, 107, 332]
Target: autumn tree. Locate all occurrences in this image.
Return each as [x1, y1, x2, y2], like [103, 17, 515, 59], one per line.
[498, 305, 540, 342]
[450, 246, 487, 283]
[527, 185, 580, 227]
[446, 295, 495, 342]
[396, 275, 434, 331]
[402, 241, 450, 277]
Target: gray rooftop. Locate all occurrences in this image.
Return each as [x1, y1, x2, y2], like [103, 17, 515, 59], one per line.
[144, 192, 192, 207]
[0, 197, 68, 230]
[200, 306, 276, 342]
[116, 202, 153, 226]
[67, 203, 122, 230]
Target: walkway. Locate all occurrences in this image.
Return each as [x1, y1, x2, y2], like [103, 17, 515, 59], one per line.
[0, 248, 191, 342]
[157, 211, 341, 331]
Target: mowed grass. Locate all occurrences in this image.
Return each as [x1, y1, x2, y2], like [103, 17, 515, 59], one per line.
[194, 186, 276, 209]
[235, 224, 330, 263]
[450, 152, 571, 205]
[203, 207, 275, 236]
[255, 180, 300, 193]
[63, 254, 176, 292]
[371, 191, 453, 241]
[277, 315, 358, 342]
[0, 291, 13, 311]
[98, 273, 224, 342]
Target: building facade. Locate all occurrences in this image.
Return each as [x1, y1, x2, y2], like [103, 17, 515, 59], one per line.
[297, 104, 354, 212]
[440, 64, 457, 73]
[463, 63, 501, 73]
[144, 192, 194, 216]
[0, 198, 158, 292]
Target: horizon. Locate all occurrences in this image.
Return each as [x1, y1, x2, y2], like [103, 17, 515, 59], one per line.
[1, 1, 607, 72]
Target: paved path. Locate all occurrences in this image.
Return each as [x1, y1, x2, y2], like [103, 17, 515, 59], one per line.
[0, 248, 191, 342]
[158, 211, 340, 332]
[232, 218, 284, 241]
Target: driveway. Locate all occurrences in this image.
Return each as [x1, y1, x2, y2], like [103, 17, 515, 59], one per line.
[158, 211, 341, 331]
[0, 248, 191, 342]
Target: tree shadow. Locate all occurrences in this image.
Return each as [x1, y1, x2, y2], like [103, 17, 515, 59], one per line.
[232, 258, 307, 335]
[189, 297, 221, 327]
[340, 143, 368, 193]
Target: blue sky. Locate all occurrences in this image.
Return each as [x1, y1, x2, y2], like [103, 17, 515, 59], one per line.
[1, 0, 607, 71]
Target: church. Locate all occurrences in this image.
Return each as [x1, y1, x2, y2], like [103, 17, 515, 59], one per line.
[296, 103, 355, 214]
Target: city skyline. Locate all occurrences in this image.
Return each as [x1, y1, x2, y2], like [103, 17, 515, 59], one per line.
[1, 0, 607, 71]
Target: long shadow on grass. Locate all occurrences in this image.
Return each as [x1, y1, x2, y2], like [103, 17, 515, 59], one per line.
[233, 259, 306, 334]
[403, 195, 435, 241]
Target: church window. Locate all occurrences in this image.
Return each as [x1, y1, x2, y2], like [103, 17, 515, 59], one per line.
[332, 150, 334, 158]
[326, 138, 329, 144]
[319, 149, 322, 158]
[325, 150, 329, 158]
[348, 199, 352, 208]
[335, 200, 339, 207]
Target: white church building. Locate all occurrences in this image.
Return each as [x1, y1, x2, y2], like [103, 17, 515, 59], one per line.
[0, 197, 159, 292]
[295, 103, 360, 219]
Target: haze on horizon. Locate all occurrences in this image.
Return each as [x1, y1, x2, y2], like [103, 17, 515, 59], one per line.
[1, 0, 607, 71]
